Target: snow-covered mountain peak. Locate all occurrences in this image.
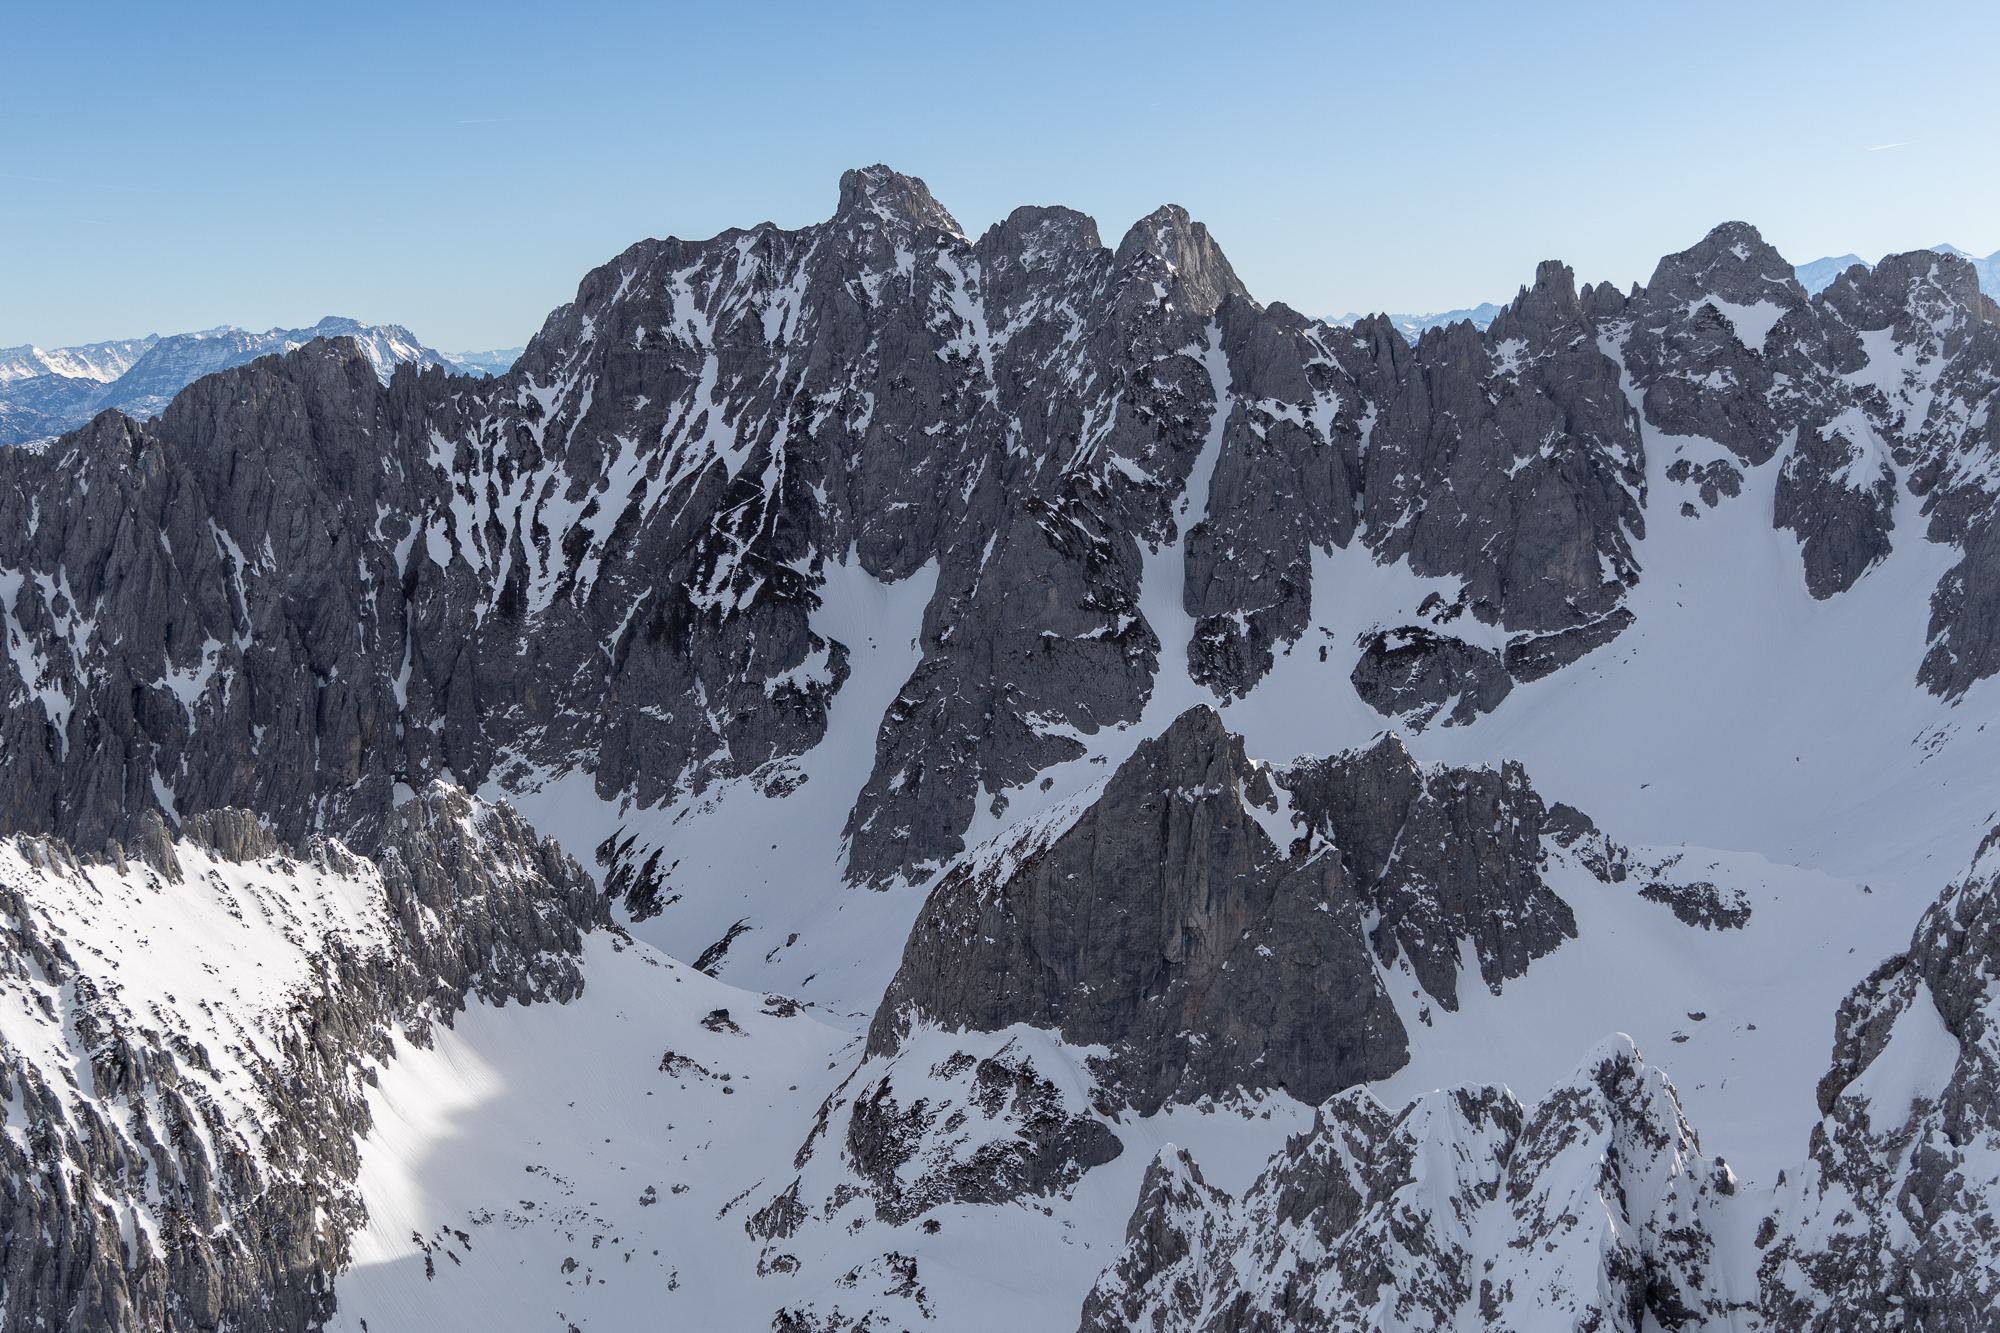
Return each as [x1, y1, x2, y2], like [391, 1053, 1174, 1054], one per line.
[0, 334, 158, 386]
[0, 317, 522, 447]
[8, 169, 2000, 1329]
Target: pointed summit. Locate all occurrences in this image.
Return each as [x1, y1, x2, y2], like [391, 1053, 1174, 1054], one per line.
[835, 164, 963, 239]
[1114, 204, 1250, 317]
[1642, 220, 1804, 308]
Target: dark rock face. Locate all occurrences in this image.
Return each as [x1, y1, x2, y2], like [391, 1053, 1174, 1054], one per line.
[1758, 832, 2000, 1331]
[867, 706, 1577, 1118]
[1359, 262, 1645, 636]
[1081, 1039, 1737, 1333]
[1349, 626, 1510, 729]
[374, 784, 606, 1008]
[1619, 221, 1828, 468]
[865, 707, 1409, 1115]
[1184, 299, 1369, 697]
[1638, 878, 1753, 930]
[832, 195, 1241, 883]
[844, 1043, 1124, 1225]
[1188, 261, 1647, 701]
[1278, 732, 1572, 1011]
[1078, 1148, 1237, 1333]
[1665, 456, 1745, 508]
[1773, 422, 1898, 599]
[0, 784, 603, 1333]
[1347, 604, 1635, 732]
[5, 182, 2000, 894]
[1504, 606, 1635, 683]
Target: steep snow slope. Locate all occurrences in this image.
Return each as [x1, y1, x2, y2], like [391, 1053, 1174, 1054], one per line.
[0, 787, 607, 1332]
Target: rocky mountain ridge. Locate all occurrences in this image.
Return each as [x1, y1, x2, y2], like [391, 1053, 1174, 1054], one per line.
[4, 170, 1995, 896]
[0, 334, 158, 387]
[1081, 1037, 1739, 1333]
[1794, 242, 1999, 297]
[4, 166, 2000, 1330]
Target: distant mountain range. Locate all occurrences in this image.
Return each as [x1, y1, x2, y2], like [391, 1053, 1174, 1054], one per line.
[1791, 254, 1867, 295]
[0, 318, 522, 446]
[1324, 302, 1505, 338]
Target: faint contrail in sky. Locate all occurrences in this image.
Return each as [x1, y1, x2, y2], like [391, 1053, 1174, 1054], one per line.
[1867, 142, 1911, 151]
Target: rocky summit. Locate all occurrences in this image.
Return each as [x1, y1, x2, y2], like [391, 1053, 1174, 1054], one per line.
[3, 165, 2000, 1330]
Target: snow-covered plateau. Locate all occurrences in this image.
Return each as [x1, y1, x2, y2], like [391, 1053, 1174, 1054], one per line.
[4, 167, 2000, 1331]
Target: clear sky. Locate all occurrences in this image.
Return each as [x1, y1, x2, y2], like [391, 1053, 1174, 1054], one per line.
[4, 0, 1995, 352]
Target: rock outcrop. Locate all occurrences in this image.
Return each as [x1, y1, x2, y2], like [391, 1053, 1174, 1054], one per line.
[0, 783, 604, 1333]
[867, 706, 1574, 1116]
[1757, 829, 2000, 1330]
[843, 1037, 1125, 1226]
[1080, 1037, 1738, 1333]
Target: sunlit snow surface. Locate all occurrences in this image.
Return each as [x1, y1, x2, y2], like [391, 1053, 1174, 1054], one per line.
[333, 316, 2000, 1328]
[334, 933, 1312, 1333]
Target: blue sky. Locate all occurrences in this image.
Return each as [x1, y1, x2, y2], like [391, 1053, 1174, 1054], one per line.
[4, 0, 1996, 351]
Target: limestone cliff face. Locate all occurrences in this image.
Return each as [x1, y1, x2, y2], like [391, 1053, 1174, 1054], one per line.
[4, 176, 1996, 899]
[866, 706, 1572, 1114]
[865, 707, 1409, 1115]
